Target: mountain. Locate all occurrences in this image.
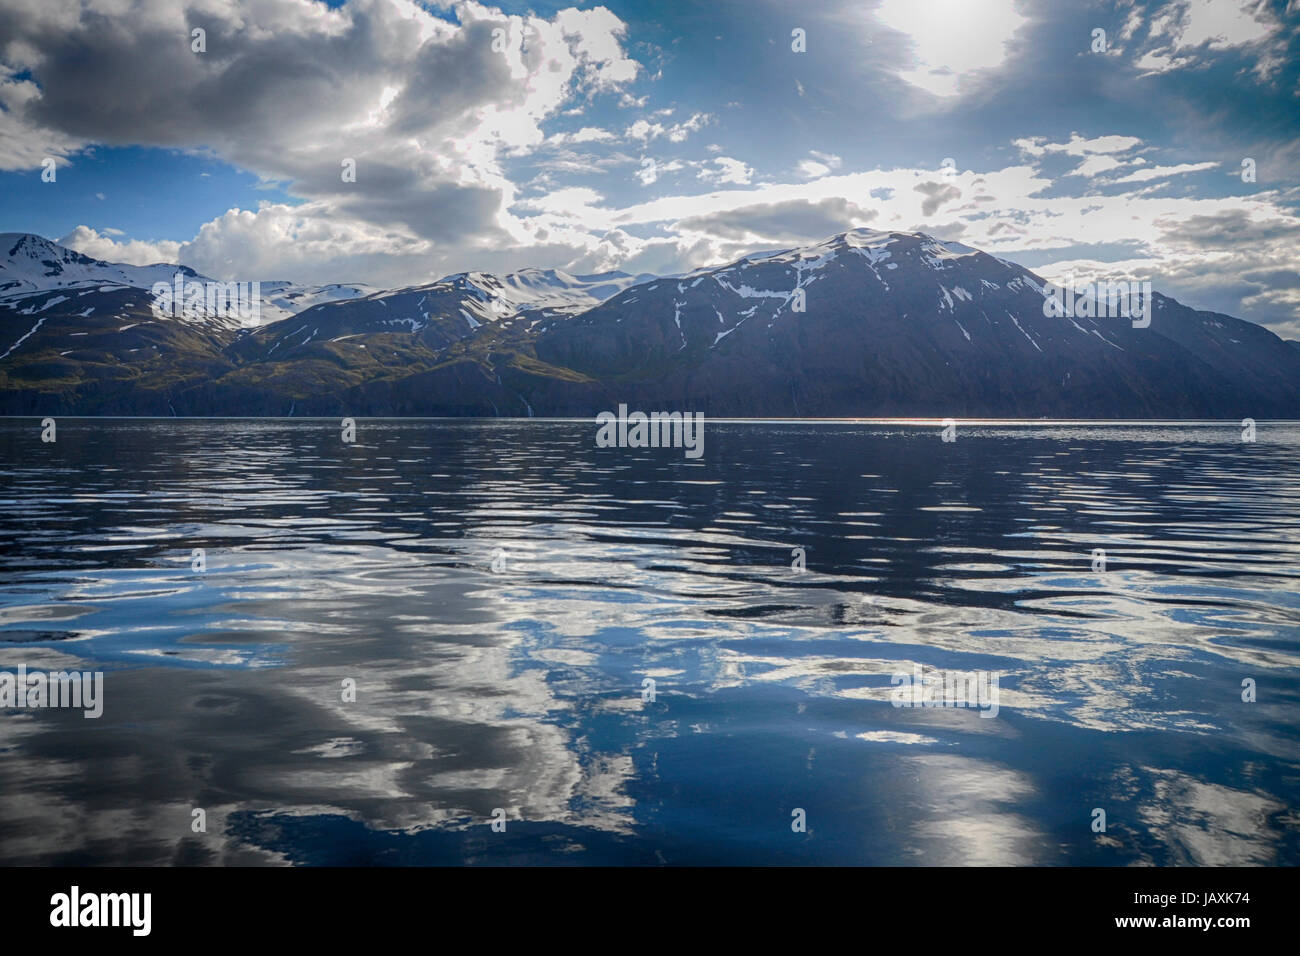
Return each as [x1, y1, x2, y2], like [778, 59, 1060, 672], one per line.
[1, 228, 1297, 418]
[0, 233, 209, 296]
[0, 233, 377, 326]
[256, 281, 375, 324]
[530, 229, 1300, 417]
[0, 284, 239, 415]
[231, 267, 653, 363]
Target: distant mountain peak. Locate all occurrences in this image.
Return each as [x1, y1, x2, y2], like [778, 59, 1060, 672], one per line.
[0, 232, 212, 299]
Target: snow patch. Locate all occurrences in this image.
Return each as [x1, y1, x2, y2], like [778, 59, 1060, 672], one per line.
[0, 315, 47, 360]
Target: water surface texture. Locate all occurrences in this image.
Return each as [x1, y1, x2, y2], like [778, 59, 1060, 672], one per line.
[1, 419, 1297, 865]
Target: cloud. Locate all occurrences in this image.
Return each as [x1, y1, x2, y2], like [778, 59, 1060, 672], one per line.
[1137, 0, 1288, 80]
[1110, 161, 1219, 184]
[59, 225, 183, 267]
[698, 157, 753, 185]
[634, 157, 684, 186]
[625, 111, 712, 143]
[872, 0, 1030, 98]
[1071, 155, 1124, 178]
[513, 186, 605, 220]
[1, 0, 642, 266]
[1156, 209, 1300, 248]
[797, 151, 843, 179]
[0, 73, 82, 168]
[914, 181, 962, 216]
[547, 126, 617, 145]
[674, 197, 878, 244]
[1014, 134, 1144, 159]
[1012, 133, 1219, 186]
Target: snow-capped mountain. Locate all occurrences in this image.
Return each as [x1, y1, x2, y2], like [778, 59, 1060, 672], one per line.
[236, 267, 656, 360]
[2, 227, 1298, 417]
[488, 267, 657, 311]
[0, 232, 651, 331]
[0, 233, 209, 296]
[256, 281, 375, 324]
[0, 234, 378, 327]
[540, 228, 1081, 363]
[532, 227, 1300, 417]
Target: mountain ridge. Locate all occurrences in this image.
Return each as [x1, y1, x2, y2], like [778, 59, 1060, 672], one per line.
[1, 228, 1297, 418]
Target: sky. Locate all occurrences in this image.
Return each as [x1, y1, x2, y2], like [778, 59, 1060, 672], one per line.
[1, 0, 1298, 336]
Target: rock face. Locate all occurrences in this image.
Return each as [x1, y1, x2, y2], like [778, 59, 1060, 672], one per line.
[2, 228, 1298, 417]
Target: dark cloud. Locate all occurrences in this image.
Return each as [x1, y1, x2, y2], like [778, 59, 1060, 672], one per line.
[913, 181, 961, 216]
[1240, 268, 1300, 289]
[675, 197, 877, 241]
[0, 0, 635, 249]
[1157, 210, 1300, 248]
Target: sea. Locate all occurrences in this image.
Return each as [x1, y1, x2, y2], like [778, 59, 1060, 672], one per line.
[0, 418, 1296, 865]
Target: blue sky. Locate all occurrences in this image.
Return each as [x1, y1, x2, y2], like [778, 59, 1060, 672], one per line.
[1, 0, 1298, 334]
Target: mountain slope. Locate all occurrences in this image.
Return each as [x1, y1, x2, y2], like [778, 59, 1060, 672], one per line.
[0, 286, 238, 415]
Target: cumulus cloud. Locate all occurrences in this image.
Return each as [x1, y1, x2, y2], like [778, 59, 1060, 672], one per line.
[1, 0, 642, 278]
[547, 127, 618, 145]
[698, 157, 753, 185]
[625, 111, 712, 143]
[0, 73, 82, 168]
[634, 157, 684, 186]
[58, 226, 183, 267]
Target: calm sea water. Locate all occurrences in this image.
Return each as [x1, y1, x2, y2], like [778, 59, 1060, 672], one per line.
[0, 418, 1297, 865]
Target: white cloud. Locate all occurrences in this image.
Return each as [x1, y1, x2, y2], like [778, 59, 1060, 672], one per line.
[1110, 161, 1220, 183]
[797, 151, 844, 179]
[513, 186, 606, 218]
[698, 157, 753, 185]
[634, 157, 685, 186]
[1014, 134, 1143, 158]
[625, 111, 712, 143]
[547, 126, 617, 145]
[59, 226, 183, 267]
[872, 0, 1030, 98]
[1072, 155, 1123, 178]
[1138, 0, 1287, 79]
[1014, 133, 1179, 180]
